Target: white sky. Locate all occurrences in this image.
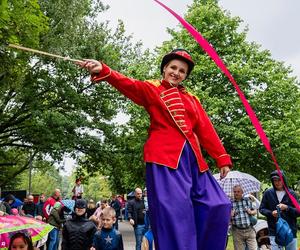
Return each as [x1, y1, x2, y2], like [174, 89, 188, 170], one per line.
[62, 0, 300, 175]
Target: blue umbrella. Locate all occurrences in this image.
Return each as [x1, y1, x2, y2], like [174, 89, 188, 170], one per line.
[61, 199, 75, 212]
[127, 191, 135, 198]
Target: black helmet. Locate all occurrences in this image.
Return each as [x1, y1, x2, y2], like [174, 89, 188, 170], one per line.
[75, 199, 87, 209]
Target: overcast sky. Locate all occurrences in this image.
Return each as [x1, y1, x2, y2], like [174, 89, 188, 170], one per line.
[62, 0, 300, 175]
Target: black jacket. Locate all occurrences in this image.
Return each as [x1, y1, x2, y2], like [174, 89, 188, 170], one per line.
[62, 214, 97, 250]
[110, 200, 121, 217]
[22, 202, 36, 217]
[127, 198, 145, 227]
[259, 170, 300, 237]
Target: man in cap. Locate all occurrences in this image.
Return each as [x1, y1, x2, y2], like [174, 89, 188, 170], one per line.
[259, 170, 299, 250]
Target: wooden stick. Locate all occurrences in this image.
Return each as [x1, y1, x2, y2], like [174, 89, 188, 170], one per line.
[8, 44, 83, 63]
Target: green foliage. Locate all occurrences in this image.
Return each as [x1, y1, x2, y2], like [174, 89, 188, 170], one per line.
[0, 0, 144, 189]
[0, 0, 48, 45]
[82, 174, 112, 201]
[15, 162, 64, 197]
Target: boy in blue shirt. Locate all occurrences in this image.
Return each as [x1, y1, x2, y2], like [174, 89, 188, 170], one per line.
[91, 207, 123, 250]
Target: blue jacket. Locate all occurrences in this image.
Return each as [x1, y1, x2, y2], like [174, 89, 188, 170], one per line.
[92, 227, 123, 250]
[259, 171, 300, 237]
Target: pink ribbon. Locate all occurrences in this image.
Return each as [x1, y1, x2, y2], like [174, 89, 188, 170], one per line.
[154, 0, 300, 211]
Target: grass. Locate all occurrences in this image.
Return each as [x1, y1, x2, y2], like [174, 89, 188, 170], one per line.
[225, 232, 300, 249]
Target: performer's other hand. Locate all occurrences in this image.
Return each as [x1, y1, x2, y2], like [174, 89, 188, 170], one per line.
[220, 166, 230, 179]
[76, 59, 102, 74]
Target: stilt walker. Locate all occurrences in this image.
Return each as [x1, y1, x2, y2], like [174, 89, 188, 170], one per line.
[77, 48, 232, 250]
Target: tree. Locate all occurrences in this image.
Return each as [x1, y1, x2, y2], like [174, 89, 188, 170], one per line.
[0, 0, 144, 188]
[16, 162, 64, 197]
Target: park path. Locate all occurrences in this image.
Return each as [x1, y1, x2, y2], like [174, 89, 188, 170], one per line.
[118, 220, 136, 250]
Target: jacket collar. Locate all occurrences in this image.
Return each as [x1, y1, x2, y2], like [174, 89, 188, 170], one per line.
[161, 80, 187, 93]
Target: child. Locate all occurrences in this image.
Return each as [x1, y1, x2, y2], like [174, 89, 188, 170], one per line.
[62, 199, 97, 250]
[72, 178, 84, 200]
[9, 232, 34, 250]
[11, 208, 19, 216]
[91, 207, 123, 250]
[141, 228, 155, 250]
[257, 229, 271, 250]
[90, 200, 110, 229]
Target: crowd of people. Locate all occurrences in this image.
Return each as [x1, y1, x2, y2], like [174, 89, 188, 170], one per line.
[0, 170, 299, 250]
[0, 184, 152, 250]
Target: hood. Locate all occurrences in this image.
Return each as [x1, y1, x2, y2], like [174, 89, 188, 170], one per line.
[4, 194, 15, 202]
[270, 170, 288, 189]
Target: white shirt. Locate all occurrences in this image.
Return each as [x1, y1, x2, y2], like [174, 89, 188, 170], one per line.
[74, 184, 84, 196]
[276, 190, 286, 202]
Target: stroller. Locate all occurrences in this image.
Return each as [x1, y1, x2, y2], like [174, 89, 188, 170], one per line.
[253, 220, 271, 250]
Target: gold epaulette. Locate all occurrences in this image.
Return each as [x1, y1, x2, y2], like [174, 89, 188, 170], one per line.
[186, 91, 200, 101]
[146, 79, 161, 87]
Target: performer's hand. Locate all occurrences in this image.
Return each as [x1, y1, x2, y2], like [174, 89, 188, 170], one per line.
[76, 59, 103, 74]
[220, 166, 230, 179]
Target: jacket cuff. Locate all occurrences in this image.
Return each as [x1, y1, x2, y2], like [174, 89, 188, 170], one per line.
[91, 63, 111, 83]
[216, 154, 232, 168]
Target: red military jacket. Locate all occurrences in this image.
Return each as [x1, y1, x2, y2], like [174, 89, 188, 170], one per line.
[92, 63, 232, 172]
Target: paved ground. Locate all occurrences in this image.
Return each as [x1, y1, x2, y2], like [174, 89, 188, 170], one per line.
[118, 220, 136, 250]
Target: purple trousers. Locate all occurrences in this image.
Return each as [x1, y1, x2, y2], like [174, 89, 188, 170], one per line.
[146, 142, 231, 250]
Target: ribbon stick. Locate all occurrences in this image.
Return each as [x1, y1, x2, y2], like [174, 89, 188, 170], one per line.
[8, 44, 82, 63]
[154, 0, 300, 211]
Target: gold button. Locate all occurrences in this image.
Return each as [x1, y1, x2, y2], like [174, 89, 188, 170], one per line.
[173, 111, 177, 116]
[160, 93, 164, 97]
[166, 101, 170, 105]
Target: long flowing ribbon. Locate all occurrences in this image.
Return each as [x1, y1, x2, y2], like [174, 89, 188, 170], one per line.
[154, 0, 300, 211]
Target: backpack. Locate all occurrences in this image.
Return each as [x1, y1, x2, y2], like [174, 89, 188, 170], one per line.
[275, 207, 294, 246]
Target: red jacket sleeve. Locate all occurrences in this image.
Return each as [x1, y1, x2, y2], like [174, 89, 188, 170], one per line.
[91, 63, 152, 107]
